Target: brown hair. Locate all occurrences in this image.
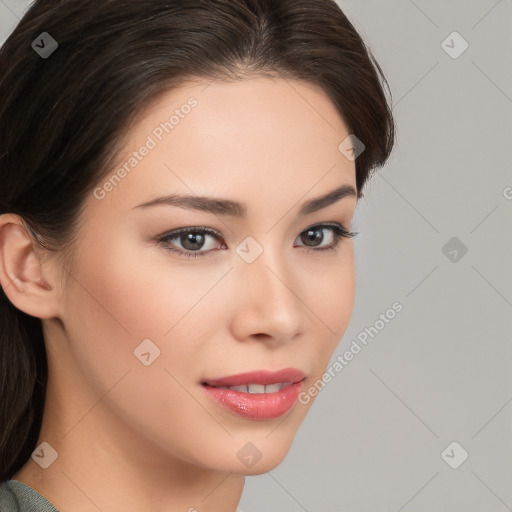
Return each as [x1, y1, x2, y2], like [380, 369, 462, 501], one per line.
[0, 0, 395, 481]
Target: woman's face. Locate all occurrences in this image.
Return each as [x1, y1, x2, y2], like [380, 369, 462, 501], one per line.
[47, 77, 358, 474]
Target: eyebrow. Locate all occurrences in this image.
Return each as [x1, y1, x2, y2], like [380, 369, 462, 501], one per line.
[133, 184, 357, 217]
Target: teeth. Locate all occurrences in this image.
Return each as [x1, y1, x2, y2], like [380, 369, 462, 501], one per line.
[264, 383, 282, 393]
[214, 382, 293, 393]
[230, 385, 249, 392]
[247, 384, 265, 394]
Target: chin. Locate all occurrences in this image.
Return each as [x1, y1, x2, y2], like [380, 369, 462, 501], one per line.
[233, 432, 299, 475]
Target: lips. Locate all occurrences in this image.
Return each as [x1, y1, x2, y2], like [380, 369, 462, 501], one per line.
[201, 368, 306, 388]
[202, 381, 304, 419]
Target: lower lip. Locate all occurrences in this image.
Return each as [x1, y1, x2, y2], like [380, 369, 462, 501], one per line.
[201, 381, 304, 420]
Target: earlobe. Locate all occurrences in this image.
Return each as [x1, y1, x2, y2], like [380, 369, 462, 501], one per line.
[0, 214, 60, 319]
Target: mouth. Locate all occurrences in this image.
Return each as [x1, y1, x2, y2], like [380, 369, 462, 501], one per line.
[200, 368, 306, 420]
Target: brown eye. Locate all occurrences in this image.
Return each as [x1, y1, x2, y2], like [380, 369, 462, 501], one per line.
[159, 227, 225, 258]
[295, 223, 357, 253]
[298, 227, 332, 247]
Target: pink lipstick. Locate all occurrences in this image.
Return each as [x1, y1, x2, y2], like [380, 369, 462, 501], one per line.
[201, 368, 306, 420]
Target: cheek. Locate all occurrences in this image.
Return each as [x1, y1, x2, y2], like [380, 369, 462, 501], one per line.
[58, 239, 223, 453]
[69, 230, 215, 332]
[307, 247, 355, 334]
[301, 248, 356, 373]
[61, 235, 228, 381]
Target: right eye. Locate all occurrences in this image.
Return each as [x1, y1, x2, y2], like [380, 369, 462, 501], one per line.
[158, 227, 226, 258]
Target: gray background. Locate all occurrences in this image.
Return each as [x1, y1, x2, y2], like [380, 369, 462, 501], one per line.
[1, 0, 511, 511]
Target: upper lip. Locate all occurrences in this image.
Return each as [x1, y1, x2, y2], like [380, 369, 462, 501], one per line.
[202, 368, 306, 387]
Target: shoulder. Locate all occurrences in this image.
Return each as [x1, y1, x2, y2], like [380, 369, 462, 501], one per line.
[0, 480, 59, 512]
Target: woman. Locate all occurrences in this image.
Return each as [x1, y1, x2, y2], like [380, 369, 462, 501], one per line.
[0, 0, 395, 510]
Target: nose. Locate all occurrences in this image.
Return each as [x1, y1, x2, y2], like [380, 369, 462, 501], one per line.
[229, 243, 307, 344]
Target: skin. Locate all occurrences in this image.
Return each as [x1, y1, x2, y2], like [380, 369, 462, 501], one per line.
[0, 77, 358, 512]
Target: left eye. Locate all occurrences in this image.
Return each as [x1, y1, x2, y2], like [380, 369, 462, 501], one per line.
[158, 223, 356, 258]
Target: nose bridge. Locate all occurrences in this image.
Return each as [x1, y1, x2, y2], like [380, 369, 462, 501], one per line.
[233, 235, 305, 337]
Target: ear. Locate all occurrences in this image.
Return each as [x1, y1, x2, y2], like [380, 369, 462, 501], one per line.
[0, 214, 61, 319]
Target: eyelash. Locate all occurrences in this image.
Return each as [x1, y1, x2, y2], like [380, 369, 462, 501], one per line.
[157, 223, 358, 259]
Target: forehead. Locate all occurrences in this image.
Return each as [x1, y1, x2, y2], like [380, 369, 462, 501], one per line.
[89, 77, 356, 217]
